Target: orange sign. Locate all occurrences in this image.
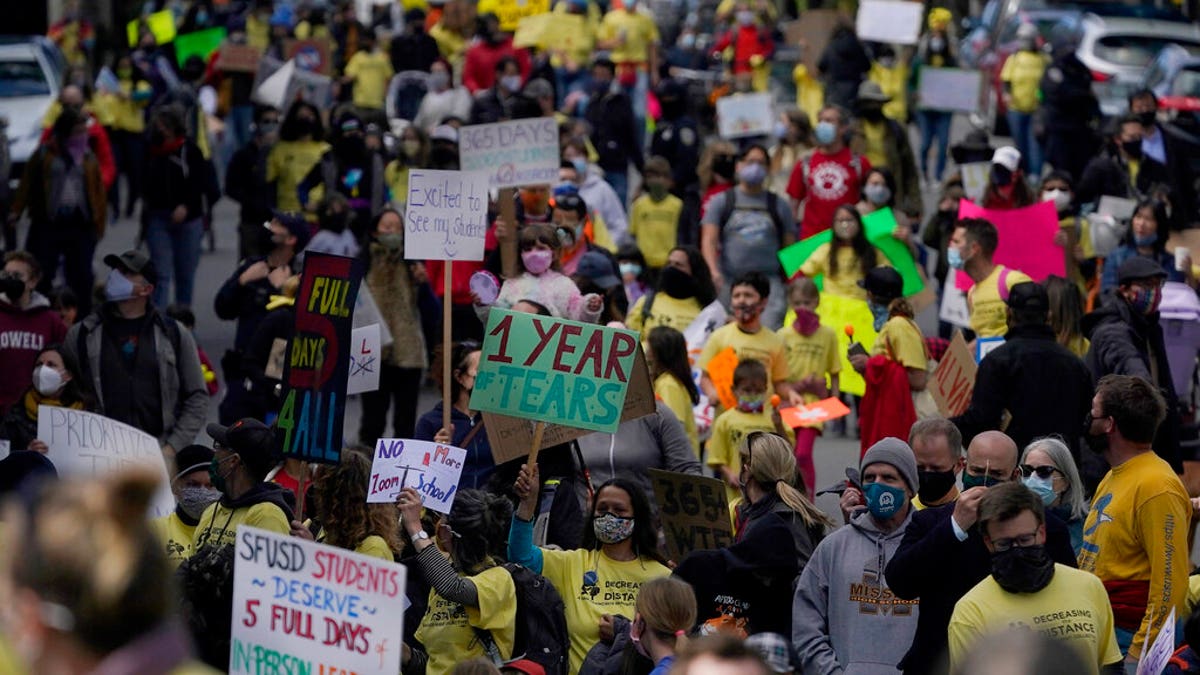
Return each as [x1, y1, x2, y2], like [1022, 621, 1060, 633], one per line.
[706, 347, 738, 411]
[780, 397, 852, 428]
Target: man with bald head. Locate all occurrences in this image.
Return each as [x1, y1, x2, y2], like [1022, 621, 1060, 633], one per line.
[38, 84, 116, 190]
[885, 430, 1078, 675]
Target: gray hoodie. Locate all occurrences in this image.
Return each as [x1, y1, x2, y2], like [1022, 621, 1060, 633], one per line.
[576, 401, 701, 505]
[792, 509, 918, 675]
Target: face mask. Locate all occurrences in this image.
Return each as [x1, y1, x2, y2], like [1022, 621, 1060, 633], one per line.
[209, 456, 230, 494]
[736, 394, 765, 413]
[990, 544, 1054, 594]
[858, 106, 884, 122]
[522, 249, 555, 275]
[1133, 232, 1157, 247]
[1128, 285, 1162, 316]
[593, 513, 635, 544]
[619, 262, 642, 278]
[1121, 140, 1143, 160]
[378, 232, 403, 250]
[774, 120, 790, 140]
[402, 140, 422, 158]
[571, 157, 588, 177]
[1023, 475, 1058, 506]
[178, 485, 221, 520]
[1136, 110, 1156, 127]
[104, 268, 137, 302]
[732, 301, 761, 323]
[1082, 412, 1109, 456]
[258, 121, 279, 137]
[0, 275, 24, 302]
[992, 166, 1013, 187]
[834, 218, 857, 240]
[864, 184, 891, 206]
[864, 481, 906, 520]
[868, 301, 889, 331]
[961, 472, 1001, 490]
[500, 74, 523, 93]
[917, 469, 957, 504]
[930, 36, 945, 52]
[736, 10, 755, 25]
[659, 266, 696, 298]
[947, 246, 966, 270]
[814, 121, 837, 145]
[1042, 189, 1071, 213]
[592, 79, 613, 97]
[430, 72, 450, 90]
[738, 163, 767, 186]
[647, 183, 669, 200]
[33, 365, 64, 397]
[793, 307, 820, 336]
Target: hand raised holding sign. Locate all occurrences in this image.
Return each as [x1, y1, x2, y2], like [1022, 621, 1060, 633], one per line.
[515, 463, 540, 521]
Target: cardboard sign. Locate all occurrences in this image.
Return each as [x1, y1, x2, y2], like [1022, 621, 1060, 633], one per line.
[939, 269, 972, 329]
[960, 162, 990, 203]
[856, 0, 923, 45]
[1137, 606, 1176, 675]
[38, 406, 174, 517]
[404, 170, 490, 261]
[286, 38, 333, 75]
[347, 324, 382, 395]
[780, 397, 852, 428]
[716, 93, 774, 139]
[482, 348, 655, 464]
[650, 469, 733, 562]
[929, 332, 976, 417]
[954, 200, 1064, 291]
[230, 526, 407, 675]
[217, 43, 263, 73]
[782, 10, 842, 75]
[175, 27, 227, 67]
[917, 68, 983, 113]
[470, 310, 641, 434]
[492, 0, 552, 32]
[459, 117, 561, 189]
[366, 439, 467, 513]
[278, 253, 365, 464]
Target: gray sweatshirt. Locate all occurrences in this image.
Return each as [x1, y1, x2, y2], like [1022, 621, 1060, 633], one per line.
[792, 509, 918, 675]
[576, 401, 701, 504]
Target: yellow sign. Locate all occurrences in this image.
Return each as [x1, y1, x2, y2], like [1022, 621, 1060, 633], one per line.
[480, 0, 551, 33]
[126, 10, 177, 47]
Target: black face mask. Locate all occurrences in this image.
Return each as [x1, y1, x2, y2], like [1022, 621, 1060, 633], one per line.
[1136, 111, 1156, 127]
[992, 165, 1014, 186]
[1121, 140, 1144, 160]
[659, 266, 697, 299]
[337, 136, 367, 161]
[0, 275, 24, 302]
[1082, 412, 1109, 456]
[858, 105, 885, 122]
[712, 155, 736, 181]
[990, 544, 1055, 594]
[430, 146, 459, 169]
[917, 469, 957, 504]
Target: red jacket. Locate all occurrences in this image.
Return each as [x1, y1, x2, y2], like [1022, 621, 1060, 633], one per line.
[39, 113, 117, 189]
[462, 39, 531, 94]
[859, 354, 916, 456]
[0, 293, 68, 415]
[712, 25, 774, 74]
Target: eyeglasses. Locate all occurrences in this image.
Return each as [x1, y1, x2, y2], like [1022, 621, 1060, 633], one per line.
[1020, 464, 1060, 480]
[991, 531, 1039, 552]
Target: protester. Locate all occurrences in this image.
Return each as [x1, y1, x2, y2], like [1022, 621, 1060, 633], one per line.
[0, 252, 68, 414]
[948, 217, 1033, 338]
[150, 443, 218, 569]
[298, 112, 387, 238]
[786, 104, 870, 239]
[770, 109, 814, 196]
[708, 360, 793, 504]
[1045, 274, 1091, 357]
[414, 59, 473, 132]
[630, 157, 683, 272]
[1129, 89, 1197, 228]
[698, 272, 793, 407]
[618, 245, 651, 306]
[909, 418, 964, 510]
[1039, 26, 1101, 185]
[292, 449, 402, 562]
[1077, 115, 1170, 209]
[817, 21, 871, 110]
[646, 326, 702, 456]
[910, 8, 957, 183]
[343, 31, 394, 122]
[1000, 23, 1048, 179]
[627, 246, 721, 334]
[852, 83, 920, 215]
[1099, 200, 1190, 293]
[798, 204, 881, 300]
[560, 143, 631, 246]
[267, 101, 329, 213]
[414, 341, 494, 489]
[479, 223, 603, 323]
[1020, 437, 1088, 555]
[224, 105, 279, 259]
[0, 343, 93, 453]
[470, 56, 526, 124]
[981, 146, 1036, 210]
[630, 577, 697, 675]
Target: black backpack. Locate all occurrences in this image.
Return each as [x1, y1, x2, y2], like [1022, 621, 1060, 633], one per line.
[715, 189, 788, 248]
[476, 562, 570, 675]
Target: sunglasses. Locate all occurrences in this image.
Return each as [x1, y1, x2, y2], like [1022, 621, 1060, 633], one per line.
[1020, 464, 1060, 480]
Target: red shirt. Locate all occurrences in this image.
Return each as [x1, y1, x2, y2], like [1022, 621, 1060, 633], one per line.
[712, 25, 773, 74]
[0, 298, 67, 415]
[786, 146, 870, 239]
[461, 39, 531, 94]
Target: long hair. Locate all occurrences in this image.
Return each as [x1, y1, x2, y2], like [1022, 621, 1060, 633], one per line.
[1123, 199, 1170, 255]
[740, 432, 834, 530]
[647, 326, 700, 405]
[1022, 437, 1088, 521]
[432, 340, 481, 404]
[670, 246, 718, 307]
[581, 478, 668, 565]
[863, 167, 898, 208]
[446, 488, 513, 574]
[828, 205, 878, 280]
[635, 577, 696, 646]
[518, 223, 562, 273]
[35, 344, 95, 410]
[1043, 275, 1085, 349]
[315, 450, 403, 555]
[280, 100, 325, 142]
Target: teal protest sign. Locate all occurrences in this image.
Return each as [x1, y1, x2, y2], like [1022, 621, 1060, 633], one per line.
[470, 309, 639, 433]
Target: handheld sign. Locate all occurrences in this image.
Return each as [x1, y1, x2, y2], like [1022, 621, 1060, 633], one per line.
[780, 397, 852, 428]
[916, 68, 984, 114]
[1137, 606, 1176, 675]
[347, 324, 382, 395]
[954, 200, 1064, 290]
[716, 93, 774, 139]
[855, 0, 922, 45]
[367, 439, 467, 513]
[458, 117, 560, 190]
[230, 526, 407, 675]
[278, 252, 365, 464]
[470, 310, 641, 434]
[404, 169, 490, 261]
[930, 332, 977, 417]
[650, 469, 733, 562]
[38, 406, 175, 517]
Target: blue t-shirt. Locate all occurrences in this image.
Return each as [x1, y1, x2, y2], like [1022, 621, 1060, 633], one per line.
[650, 655, 676, 675]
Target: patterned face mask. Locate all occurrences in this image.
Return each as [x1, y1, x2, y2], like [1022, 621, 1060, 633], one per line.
[593, 513, 635, 544]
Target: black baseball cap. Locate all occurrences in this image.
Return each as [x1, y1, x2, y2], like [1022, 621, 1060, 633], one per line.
[207, 418, 276, 480]
[858, 266, 904, 301]
[174, 444, 215, 480]
[270, 210, 312, 251]
[1117, 256, 1168, 285]
[104, 249, 158, 285]
[1006, 281, 1049, 312]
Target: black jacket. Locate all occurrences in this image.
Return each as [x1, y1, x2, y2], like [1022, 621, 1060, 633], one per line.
[225, 140, 274, 225]
[885, 501, 1078, 675]
[585, 88, 644, 175]
[390, 31, 440, 73]
[143, 140, 217, 220]
[1082, 292, 1182, 471]
[214, 256, 291, 351]
[1077, 147, 1170, 207]
[950, 323, 1093, 459]
[1154, 123, 1199, 227]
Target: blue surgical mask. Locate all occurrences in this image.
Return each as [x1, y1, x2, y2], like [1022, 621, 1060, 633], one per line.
[864, 481, 906, 520]
[947, 247, 965, 270]
[572, 157, 588, 177]
[619, 262, 642, 278]
[105, 268, 137, 302]
[869, 301, 889, 331]
[814, 121, 837, 145]
[1023, 475, 1058, 506]
[1133, 233, 1157, 247]
[738, 162, 767, 186]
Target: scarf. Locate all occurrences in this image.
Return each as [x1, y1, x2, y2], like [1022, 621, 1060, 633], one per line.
[24, 389, 85, 421]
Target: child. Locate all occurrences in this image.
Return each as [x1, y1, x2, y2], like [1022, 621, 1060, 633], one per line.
[617, 244, 651, 305]
[477, 223, 603, 323]
[629, 157, 684, 273]
[165, 304, 219, 396]
[776, 277, 840, 496]
[707, 359, 793, 505]
[798, 205, 880, 301]
[303, 193, 360, 262]
[698, 272, 790, 405]
[647, 326, 701, 457]
[631, 577, 697, 675]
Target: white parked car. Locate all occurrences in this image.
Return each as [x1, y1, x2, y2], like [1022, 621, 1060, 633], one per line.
[0, 36, 66, 186]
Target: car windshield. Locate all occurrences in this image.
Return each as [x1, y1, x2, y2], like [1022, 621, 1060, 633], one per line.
[1172, 66, 1200, 98]
[0, 59, 49, 97]
[1094, 35, 1200, 68]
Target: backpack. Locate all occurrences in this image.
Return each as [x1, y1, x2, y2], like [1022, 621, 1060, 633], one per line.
[76, 311, 183, 385]
[716, 189, 788, 246]
[476, 562, 570, 675]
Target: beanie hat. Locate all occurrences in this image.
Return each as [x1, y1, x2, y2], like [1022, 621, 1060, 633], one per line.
[861, 437, 919, 494]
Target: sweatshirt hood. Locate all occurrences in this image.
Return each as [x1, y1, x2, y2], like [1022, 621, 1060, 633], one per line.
[0, 290, 52, 313]
[221, 481, 296, 520]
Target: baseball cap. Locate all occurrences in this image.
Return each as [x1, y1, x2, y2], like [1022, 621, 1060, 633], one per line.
[746, 633, 795, 674]
[431, 124, 458, 144]
[500, 659, 546, 675]
[104, 249, 158, 285]
[992, 146, 1021, 172]
[1117, 256, 1169, 285]
[174, 444, 215, 480]
[1005, 282, 1049, 312]
[858, 266, 904, 301]
[269, 210, 312, 251]
[207, 418, 277, 480]
[576, 251, 621, 290]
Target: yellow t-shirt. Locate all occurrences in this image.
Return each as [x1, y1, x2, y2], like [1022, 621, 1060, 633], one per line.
[152, 511, 198, 570]
[655, 372, 699, 456]
[548, 4, 600, 68]
[414, 564, 517, 675]
[1000, 50, 1048, 113]
[1078, 451, 1190, 658]
[344, 49, 394, 110]
[872, 315, 927, 370]
[707, 407, 795, 504]
[246, 14, 270, 51]
[267, 139, 330, 212]
[191, 500, 292, 552]
[539, 548, 670, 674]
[799, 242, 882, 301]
[861, 119, 888, 170]
[968, 265, 1032, 339]
[948, 565, 1122, 675]
[598, 9, 660, 65]
[627, 293, 704, 334]
[629, 194, 683, 268]
[777, 323, 840, 402]
[699, 323, 790, 385]
[430, 22, 468, 74]
[314, 527, 396, 563]
[386, 161, 410, 208]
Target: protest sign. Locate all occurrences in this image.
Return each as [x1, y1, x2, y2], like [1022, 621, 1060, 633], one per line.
[347, 324, 382, 395]
[778, 207, 923, 296]
[470, 309, 641, 434]
[126, 10, 176, 47]
[716, 93, 774, 139]
[217, 43, 263, 73]
[780, 397, 852, 428]
[650, 469, 733, 562]
[514, 13, 586, 50]
[1097, 195, 1137, 222]
[366, 439, 467, 513]
[404, 170, 491, 261]
[856, 0, 923, 45]
[38, 406, 174, 517]
[94, 67, 121, 95]
[459, 117, 561, 189]
[353, 285, 393, 347]
[959, 162, 990, 203]
[174, 27, 227, 67]
[278, 253, 365, 464]
[975, 336, 1005, 363]
[917, 68, 983, 113]
[954, 200, 1064, 291]
[230, 526, 407, 675]
[253, 57, 334, 110]
[1137, 606, 1176, 675]
[286, 38, 333, 75]
[929, 332, 976, 417]
[482, 347, 655, 463]
[0, 440, 9, 460]
[939, 269, 972, 329]
[489, 0, 552, 32]
[782, 10, 841, 74]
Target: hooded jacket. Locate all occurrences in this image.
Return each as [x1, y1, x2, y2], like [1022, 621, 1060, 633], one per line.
[414, 401, 494, 490]
[0, 291, 67, 413]
[192, 481, 296, 551]
[793, 509, 918, 675]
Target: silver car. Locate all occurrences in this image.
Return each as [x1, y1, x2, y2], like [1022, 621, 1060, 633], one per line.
[0, 36, 66, 185]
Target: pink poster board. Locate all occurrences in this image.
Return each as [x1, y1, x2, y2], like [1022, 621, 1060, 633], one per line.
[954, 199, 1064, 291]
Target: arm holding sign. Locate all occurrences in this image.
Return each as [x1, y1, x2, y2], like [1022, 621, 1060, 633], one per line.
[508, 463, 545, 574]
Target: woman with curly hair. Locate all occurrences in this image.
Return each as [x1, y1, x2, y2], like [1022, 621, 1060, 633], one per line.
[295, 449, 402, 561]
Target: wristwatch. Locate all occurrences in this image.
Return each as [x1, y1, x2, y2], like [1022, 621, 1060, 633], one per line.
[412, 530, 430, 541]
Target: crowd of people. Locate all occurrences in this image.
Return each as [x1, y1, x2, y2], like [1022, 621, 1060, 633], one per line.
[2, 0, 1200, 673]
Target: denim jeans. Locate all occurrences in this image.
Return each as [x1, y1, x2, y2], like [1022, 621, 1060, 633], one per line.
[1006, 110, 1043, 178]
[915, 110, 952, 181]
[145, 213, 204, 308]
[604, 170, 629, 210]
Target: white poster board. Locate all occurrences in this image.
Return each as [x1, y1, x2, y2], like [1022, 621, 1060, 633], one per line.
[347, 324, 382, 395]
[1097, 195, 1137, 222]
[458, 117, 560, 189]
[404, 169, 491, 261]
[230, 526, 407, 675]
[353, 285, 393, 347]
[960, 162, 990, 203]
[37, 406, 174, 517]
[367, 438, 467, 514]
[716, 93, 774, 139]
[856, 0, 924, 45]
[917, 67, 984, 113]
[939, 269, 972, 329]
[1136, 606, 1175, 675]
